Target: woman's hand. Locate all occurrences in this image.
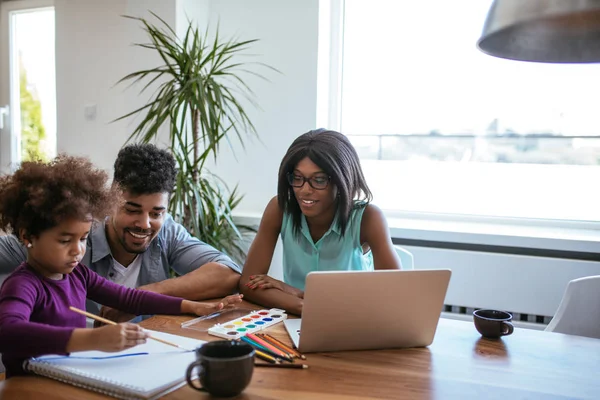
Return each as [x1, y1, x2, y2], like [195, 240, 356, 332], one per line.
[181, 294, 244, 316]
[245, 274, 285, 291]
[91, 323, 148, 352]
[245, 275, 304, 298]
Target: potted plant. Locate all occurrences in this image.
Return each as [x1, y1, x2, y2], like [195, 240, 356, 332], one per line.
[115, 13, 274, 264]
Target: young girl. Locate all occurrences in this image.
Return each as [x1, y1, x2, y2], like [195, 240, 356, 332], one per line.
[239, 129, 401, 315]
[0, 156, 242, 378]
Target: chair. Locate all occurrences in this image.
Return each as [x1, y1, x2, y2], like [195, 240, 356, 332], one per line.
[394, 245, 414, 270]
[545, 275, 600, 339]
[0, 274, 7, 374]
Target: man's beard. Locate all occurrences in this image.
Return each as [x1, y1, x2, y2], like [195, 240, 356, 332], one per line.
[117, 227, 153, 254]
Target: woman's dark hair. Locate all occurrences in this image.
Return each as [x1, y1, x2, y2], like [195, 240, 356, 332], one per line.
[277, 129, 372, 236]
[0, 155, 116, 238]
[113, 143, 177, 195]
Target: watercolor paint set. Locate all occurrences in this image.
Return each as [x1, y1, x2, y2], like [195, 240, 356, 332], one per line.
[206, 308, 288, 340]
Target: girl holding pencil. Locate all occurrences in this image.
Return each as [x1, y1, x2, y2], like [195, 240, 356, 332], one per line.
[240, 129, 401, 315]
[0, 156, 242, 378]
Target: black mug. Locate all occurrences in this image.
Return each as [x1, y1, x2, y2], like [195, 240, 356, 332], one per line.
[473, 309, 514, 339]
[185, 340, 255, 397]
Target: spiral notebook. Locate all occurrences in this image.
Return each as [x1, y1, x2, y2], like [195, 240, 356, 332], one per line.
[24, 330, 204, 400]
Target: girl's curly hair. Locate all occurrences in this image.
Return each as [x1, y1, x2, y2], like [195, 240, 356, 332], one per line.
[0, 155, 117, 238]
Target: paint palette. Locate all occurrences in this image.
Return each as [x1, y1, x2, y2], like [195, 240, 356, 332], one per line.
[207, 308, 288, 340]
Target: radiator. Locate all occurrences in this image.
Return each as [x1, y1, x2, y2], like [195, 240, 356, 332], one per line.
[401, 245, 600, 328]
[440, 305, 552, 331]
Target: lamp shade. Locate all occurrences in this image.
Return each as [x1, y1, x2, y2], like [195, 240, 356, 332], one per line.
[477, 0, 600, 63]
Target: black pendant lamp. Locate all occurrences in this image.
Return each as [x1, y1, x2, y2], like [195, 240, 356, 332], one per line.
[477, 0, 600, 63]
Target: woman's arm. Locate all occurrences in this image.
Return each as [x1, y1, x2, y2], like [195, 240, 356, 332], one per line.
[360, 204, 402, 270]
[239, 197, 304, 315]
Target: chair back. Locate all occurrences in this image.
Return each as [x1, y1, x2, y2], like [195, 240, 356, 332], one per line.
[394, 246, 414, 270]
[0, 274, 5, 374]
[545, 275, 600, 339]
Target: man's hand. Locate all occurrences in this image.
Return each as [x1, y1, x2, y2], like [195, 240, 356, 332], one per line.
[94, 306, 136, 327]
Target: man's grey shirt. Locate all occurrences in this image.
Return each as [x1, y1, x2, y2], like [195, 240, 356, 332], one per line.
[0, 214, 241, 312]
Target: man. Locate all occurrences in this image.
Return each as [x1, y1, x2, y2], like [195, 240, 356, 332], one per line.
[0, 144, 241, 320]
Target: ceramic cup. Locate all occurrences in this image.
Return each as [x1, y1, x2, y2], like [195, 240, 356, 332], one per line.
[185, 340, 255, 397]
[473, 309, 514, 339]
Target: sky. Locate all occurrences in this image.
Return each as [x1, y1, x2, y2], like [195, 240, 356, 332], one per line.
[341, 0, 600, 137]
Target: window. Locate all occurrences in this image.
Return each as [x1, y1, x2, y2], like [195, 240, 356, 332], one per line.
[0, 1, 56, 174]
[321, 0, 600, 223]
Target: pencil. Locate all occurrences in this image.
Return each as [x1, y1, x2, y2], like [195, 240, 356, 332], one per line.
[240, 336, 290, 362]
[68, 306, 187, 350]
[254, 333, 296, 358]
[257, 333, 303, 359]
[246, 333, 294, 361]
[258, 333, 306, 359]
[255, 363, 308, 369]
[254, 349, 279, 364]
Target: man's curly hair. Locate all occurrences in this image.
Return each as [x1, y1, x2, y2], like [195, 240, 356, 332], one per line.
[0, 155, 116, 238]
[113, 144, 177, 195]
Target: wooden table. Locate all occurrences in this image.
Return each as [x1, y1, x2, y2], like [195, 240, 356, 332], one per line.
[1, 303, 599, 399]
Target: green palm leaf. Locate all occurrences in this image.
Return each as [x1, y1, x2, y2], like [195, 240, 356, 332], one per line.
[114, 15, 277, 263]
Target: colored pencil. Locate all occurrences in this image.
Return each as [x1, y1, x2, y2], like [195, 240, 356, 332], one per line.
[258, 333, 306, 359]
[68, 306, 188, 350]
[255, 363, 308, 369]
[240, 336, 288, 361]
[257, 333, 303, 359]
[257, 332, 301, 356]
[246, 333, 293, 360]
[254, 333, 296, 358]
[254, 349, 279, 364]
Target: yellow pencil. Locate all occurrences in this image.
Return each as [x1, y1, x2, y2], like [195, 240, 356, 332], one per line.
[254, 349, 279, 364]
[68, 306, 188, 350]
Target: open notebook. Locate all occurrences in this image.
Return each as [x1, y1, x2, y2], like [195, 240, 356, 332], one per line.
[24, 330, 204, 400]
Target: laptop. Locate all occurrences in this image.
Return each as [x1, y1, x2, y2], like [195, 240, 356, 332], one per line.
[284, 269, 451, 353]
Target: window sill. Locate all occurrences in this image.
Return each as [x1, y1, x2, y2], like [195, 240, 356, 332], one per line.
[233, 212, 600, 255]
[386, 215, 600, 254]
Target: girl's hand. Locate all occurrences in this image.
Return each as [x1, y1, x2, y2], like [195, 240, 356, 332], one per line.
[182, 294, 244, 316]
[245, 275, 285, 291]
[91, 323, 148, 352]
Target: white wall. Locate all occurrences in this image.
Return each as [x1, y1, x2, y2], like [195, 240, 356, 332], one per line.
[55, 0, 318, 196]
[176, 0, 209, 37]
[55, 0, 177, 173]
[205, 0, 319, 214]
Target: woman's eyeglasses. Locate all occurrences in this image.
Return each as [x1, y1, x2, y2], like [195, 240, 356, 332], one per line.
[287, 173, 330, 190]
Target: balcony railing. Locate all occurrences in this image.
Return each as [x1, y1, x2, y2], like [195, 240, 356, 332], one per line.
[346, 134, 600, 165]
